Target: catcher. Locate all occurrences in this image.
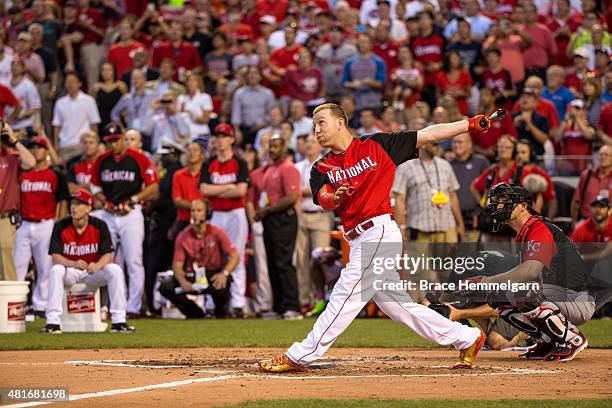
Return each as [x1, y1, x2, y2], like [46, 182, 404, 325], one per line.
[461, 183, 594, 361]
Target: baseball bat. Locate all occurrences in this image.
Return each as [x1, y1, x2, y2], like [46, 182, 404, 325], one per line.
[479, 108, 506, 128]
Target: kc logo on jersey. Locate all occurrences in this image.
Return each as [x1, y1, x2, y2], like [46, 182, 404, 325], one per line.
[526, 240, 541, 256]
[326, 157, 378, 184]
[21, 180, 52, 192]
[63, 243, 99, 257]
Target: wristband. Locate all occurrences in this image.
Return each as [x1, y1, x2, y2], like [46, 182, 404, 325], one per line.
[223, 270, 230, 277]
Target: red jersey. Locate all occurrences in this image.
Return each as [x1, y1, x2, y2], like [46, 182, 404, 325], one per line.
[199, 156, 249, 211]
[271, 45, 303, 69]
[172, 167, 203, 222]
[48, 216, 113, 264]
[284, 67, 324, 103]
[256, 0, 289, 23]
[151, 40, 201, 72]
[91, 148, 158, 205]
[410, 34, 445, 84]
[571, 218, 612, 244]
[107, 41, 145, 80]
[564, 70, 591, 94]
[373, 41, 400, 72]
[173, 224, 237, 272]
[67, 157, 96, 187]
[0, 83, 19, 117]
[311, 131, 418, 231]
[76, 7, 106, 44]
[435, 70, 473, 114]
[19, 166, 69, 221]
[481, 69, 513, 95]
[472, 162, 521, 194]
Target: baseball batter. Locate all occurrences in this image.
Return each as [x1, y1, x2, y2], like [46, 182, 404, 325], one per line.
[14, 135, 69, 314]
[259, 103, 491, 373]
[90, 123, 159, 316]
[199, 124, 249, 316]
[43, 189, 134, 334]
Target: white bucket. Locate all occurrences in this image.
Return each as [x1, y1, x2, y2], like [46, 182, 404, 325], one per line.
[61, 283, 107, 332]
[0, 281, 30, 333]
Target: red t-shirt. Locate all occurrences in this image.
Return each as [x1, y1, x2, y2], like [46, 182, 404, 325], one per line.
[410, 34, 445, 84]
[200, 156, 249, 211]
[77, 8, 106, 44]
[20, 166, 70, 220]
[284, 67, 323, 103]
[472, 162, 520, 194]
[247, 167, 265, 210]
[0, 83, 19, 117]
[107, 41, 145, 80]
[597, 102, 612, 136]
[271, 45, 303, 69]
[564, 70, 592, 94]
[217, 23, 254, 41]
[572, 167, 612, 220]
[470, 108, 517, 153]
[91, 148, 158, 205]
[571, 218, 612, 244]
[253, 159, 301, 210]
[151, 41, 201, 73]
[481, 69, 513, 94]
[48, 216, 113, 264]
[256, 0, 289, 23]
[543, 16, 581, 67]
[310, 131, 418, 231]
[435, 70, 473, 114]
[172, 167, 203, 222]
[173, 224, 237, 272]
[373, 41, 400, 72]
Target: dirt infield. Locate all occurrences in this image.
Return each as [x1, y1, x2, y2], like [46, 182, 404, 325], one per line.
[1, 347, 610, 406]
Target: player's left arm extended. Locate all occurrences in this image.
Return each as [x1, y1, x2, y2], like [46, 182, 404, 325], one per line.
[416, 120, 469, 148]
[482, 259, 543, 284]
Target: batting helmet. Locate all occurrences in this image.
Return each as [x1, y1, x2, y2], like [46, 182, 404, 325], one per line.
[487, 183, 533, 232]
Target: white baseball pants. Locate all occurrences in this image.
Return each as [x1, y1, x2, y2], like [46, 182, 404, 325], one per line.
[210, 208, 248, 309]
[96, 207, 145, 314]
[46, 263, 127, 325]
[287, 215, 481, 367]
[252, 221, 273, 312]
[13, 219, 55, 312]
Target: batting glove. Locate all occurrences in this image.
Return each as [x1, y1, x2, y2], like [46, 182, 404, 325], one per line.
[468, 115, 491, 133]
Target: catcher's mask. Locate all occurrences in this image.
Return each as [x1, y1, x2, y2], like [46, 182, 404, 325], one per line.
[487, 183, 533, 232]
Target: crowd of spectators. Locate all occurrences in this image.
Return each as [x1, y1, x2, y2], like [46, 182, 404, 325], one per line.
[0, 0, 611, 319]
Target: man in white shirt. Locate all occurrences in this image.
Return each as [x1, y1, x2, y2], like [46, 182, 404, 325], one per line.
[52, 71, 100, 162]
[294, 133, 331, 316]
[5, 57, 41, 131]
[143, 90, 190, 151]
[289, 99, 312, 148]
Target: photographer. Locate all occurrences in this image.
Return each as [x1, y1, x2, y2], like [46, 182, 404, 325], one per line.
[159, 199, 240, 319]
[0, 123, 35, 280]
[555, 99, 595, 175]
[144, 90, 190, 152]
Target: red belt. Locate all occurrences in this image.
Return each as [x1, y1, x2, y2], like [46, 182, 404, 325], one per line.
[345, 220, 375, 241]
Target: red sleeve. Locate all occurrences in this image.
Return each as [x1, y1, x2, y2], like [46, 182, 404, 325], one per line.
[189, 45, 201, 69]
[1, 85, 19, 107]
[173, 230, 187, 263]
[90, 154, 103, 187]
[461, 70, 473, 88]
[570, 221, 589, 243]
[472, 168, 490, 194]
[523, 221, 557, 269]
[282, 164, 301, 197]
[134, 151, 159, 185]
[172, 171, 182, 201]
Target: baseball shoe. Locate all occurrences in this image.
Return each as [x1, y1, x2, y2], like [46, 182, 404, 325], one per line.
[519, 340, 556, 360]
[453, 331, 486, 369]
[282, 310, 303, 320]
[258, 354, 308, 373]
[305, 300, 326, 317]
[41, 324, 62, 334]
[544, 333, 588, 362]
[232, 308, 245, 319]
[260, 310, 280, 320]
[111, 323, 136, 333]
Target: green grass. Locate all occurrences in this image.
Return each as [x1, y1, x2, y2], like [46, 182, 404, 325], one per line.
[1, 318, 611, 351]
[226, 400, 611, 408]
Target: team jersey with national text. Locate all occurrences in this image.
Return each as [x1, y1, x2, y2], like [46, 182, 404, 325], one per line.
[199, 155, 249, 211]
[310, 131, 418, 231]
[49, 216, 113, 264]
[91, 148, 158, 204]
[19, 167, 70, 220]
[516, 216, 589, 292]
[67, 157, 96, 187]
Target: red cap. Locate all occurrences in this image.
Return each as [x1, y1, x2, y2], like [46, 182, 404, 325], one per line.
[27, 135, 48, 149]
[214, 123, 234, 137]
[71, 189, 93, 206]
